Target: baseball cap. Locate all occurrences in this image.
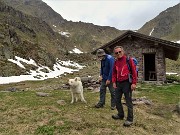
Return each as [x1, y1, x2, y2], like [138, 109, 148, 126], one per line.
[96, 49, 106, 57]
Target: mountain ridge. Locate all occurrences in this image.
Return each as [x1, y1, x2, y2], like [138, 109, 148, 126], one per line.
[0, 0, 179, 77]
[138, 3, 180, 41]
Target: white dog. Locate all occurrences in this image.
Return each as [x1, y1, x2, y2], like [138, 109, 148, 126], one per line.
[68, 77, 86, 104]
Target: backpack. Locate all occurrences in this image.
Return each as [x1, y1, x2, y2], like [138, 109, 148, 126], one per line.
[126, 56, 138, 76]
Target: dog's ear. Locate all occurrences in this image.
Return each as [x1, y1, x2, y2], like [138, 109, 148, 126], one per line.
[75, 77, 77, 81]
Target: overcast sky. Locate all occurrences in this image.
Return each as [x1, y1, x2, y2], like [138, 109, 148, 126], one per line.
[42, 0, 179, 30]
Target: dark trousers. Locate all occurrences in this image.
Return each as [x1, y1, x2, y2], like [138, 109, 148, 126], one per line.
[115, 80, 133, 122]
[99, 80, 116, 107]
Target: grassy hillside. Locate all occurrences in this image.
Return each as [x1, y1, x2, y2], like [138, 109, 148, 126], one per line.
[57, 21, 124, 52]
[166, 56, 180, 73]
[162, 23, 180, 41]
[2, 0, 123, 52]
[0, 79, 179, 135]
[0, 1, 75, 76]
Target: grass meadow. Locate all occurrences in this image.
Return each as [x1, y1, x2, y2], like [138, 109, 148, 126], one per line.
[0, 80, 179, 135]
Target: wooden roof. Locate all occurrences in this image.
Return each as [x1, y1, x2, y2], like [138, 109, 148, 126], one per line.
[92, 30, 180, 60]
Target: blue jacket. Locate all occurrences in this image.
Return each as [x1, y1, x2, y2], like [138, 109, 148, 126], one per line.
[100, 54, 114, 81]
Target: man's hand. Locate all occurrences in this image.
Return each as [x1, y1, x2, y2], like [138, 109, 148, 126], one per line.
[99, 75, 102, 82]
[131, 84, 136, 91]
[106, 80, 110, 85]
[113, 83, 117, 89]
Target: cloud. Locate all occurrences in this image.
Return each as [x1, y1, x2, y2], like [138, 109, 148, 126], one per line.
[43, 0, 179, 30]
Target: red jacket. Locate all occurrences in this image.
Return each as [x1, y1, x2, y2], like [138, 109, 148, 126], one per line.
[112, 55, 137, 85]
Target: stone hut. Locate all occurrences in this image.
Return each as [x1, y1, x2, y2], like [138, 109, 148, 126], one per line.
[92, 31, 180, 83]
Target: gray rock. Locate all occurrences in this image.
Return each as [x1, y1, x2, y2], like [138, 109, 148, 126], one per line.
[87, 87, 94, 90]
[57, 100, 66, 105]
[6, 87, 17, 92]
[91, 87, 100, 93]
[36, 92, 50, 97]
[132, 97, 152, 105]
[62, 84, 70, 89]
[1, 91, 11, 93]
[81, 77, 93, 83]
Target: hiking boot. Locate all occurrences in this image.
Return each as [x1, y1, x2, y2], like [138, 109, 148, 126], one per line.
[123, 120, 133, 127]
[112, 114, 124, 120]
[111, 106, 116, 110]
[95, 103, 104, 108]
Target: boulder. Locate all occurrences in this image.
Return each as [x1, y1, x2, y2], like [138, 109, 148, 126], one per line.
[36, 92, 50, 97]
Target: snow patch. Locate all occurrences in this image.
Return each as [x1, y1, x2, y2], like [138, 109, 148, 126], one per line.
[72, 48, 83, 54]
[59, 31, 70, 37]
[69, 47, 83, 54]
[149, 28, 154, 36]
[166, 72, 178, 75]
[176, 40, 180, 44]
[171, 40, 180, 44]
[0, 56, 85, 84]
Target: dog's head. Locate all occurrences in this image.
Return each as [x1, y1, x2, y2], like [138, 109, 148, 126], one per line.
[68, 77, 80, 87]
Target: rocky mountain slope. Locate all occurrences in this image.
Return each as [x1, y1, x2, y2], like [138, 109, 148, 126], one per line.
[0, 0, 123, 77]
[3, 0, 179, 50]
[0, 0, 179, 77]
[138, 3, 180, 41]
[0, 1, 72, 76]
[2, 0, 123, 52]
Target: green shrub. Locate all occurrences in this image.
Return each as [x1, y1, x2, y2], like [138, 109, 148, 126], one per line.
[166, 74, 180, 82]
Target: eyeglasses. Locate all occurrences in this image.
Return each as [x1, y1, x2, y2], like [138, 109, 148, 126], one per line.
[114, 51, 122, 55]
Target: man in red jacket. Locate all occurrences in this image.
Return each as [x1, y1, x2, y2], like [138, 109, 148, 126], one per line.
[112, 46, 137, 127]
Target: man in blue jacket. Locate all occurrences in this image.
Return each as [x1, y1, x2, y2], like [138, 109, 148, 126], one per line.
[95, 49, 116, 110]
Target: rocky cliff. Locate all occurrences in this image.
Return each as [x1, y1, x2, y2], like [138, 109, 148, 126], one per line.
[0, 1, 71, 76]
[138, 3, 180, 41]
